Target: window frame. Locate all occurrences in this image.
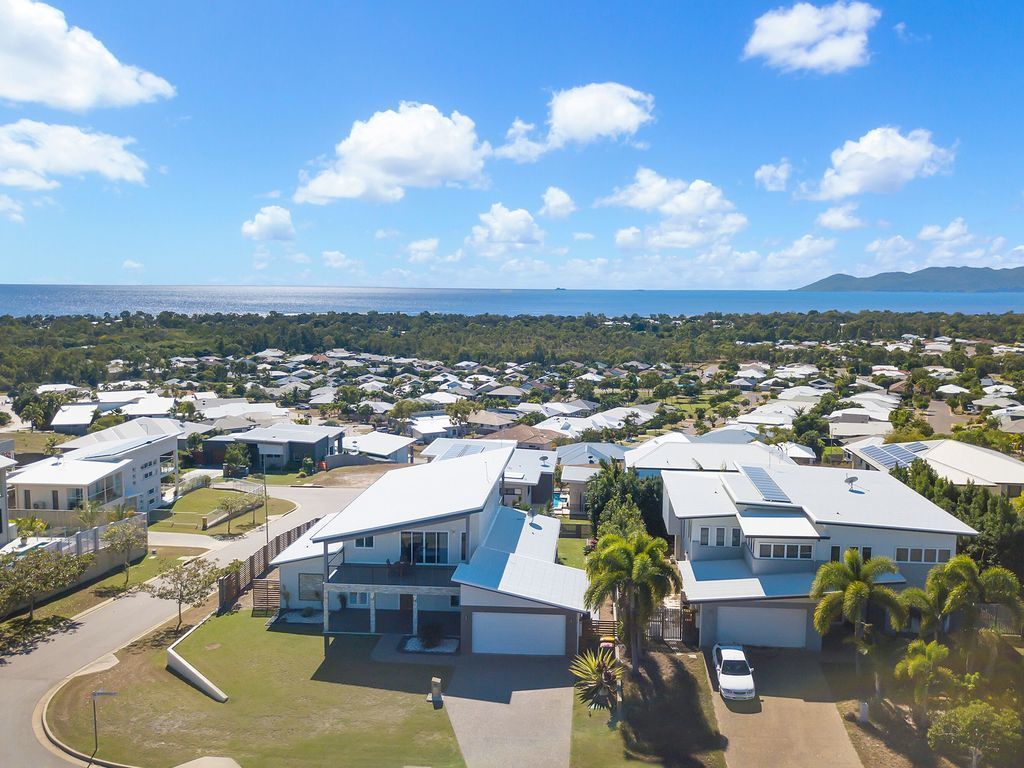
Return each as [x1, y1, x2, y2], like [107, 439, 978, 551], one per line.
[354, 536, 374, 549]
[298, 573, 322, 602]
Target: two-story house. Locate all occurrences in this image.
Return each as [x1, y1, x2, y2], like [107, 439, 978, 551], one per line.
[271, 447, 589, 656]
[662, 464, 977, 650]
[0, 453, 16, 546]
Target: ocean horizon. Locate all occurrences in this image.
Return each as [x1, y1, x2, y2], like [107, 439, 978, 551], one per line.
[1, 284, 1022, 318]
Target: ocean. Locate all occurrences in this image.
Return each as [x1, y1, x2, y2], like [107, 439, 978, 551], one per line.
[0, 284, 1022, 318]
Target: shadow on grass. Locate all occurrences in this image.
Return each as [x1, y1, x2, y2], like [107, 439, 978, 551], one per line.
[0, 615, 82, 662]
[821, 662, 944, 768]
[309, 635, 453, 696]
[619, 648, 728, 767]
[124, 624, 195, 655]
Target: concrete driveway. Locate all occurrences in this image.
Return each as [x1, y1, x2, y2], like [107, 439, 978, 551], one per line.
[444, 656, 574, 768]
[709, 649, 861, 768]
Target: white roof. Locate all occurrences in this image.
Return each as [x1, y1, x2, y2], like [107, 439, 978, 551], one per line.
[0, 455, 17, 471]
[10, 456, 130, 486]
[561, 465, 601, 484]
[50, 404, 98, 427]
[344, 431, 415, 457]
[663, 471, 739, 519]
[421, 438, 516, 460]
[312, 447, 514, 542]
[851, 437, 1024, 489]
[502, 448, 554, 487]
[270, 515, 344, 566]
[623, 432, 691, 465]
[628, 441, 791, 472]
[452, 506, 588, 612]
[200, 402, 290, 420]
[679, 558, 904, 603]
[62, 417, 187, 448]
[235, 424, 343, 445]
[119, 396, 175, 417]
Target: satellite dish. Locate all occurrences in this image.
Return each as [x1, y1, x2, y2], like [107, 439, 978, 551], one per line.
[845, 475, 858, 488]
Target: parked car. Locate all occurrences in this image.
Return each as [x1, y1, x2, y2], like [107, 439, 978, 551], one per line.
[712, 644, 756, 700]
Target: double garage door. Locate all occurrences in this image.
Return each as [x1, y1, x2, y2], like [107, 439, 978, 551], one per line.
[472, 612, 566, 656]
[714, 606, 807, 649]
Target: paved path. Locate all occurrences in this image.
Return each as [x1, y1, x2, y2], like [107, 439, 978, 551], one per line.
[444, 656, 574, 768]
[709, 650, 861, 768]
[0, 485, 360, 768]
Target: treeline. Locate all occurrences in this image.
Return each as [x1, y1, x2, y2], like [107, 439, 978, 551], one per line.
[4, 309, 1024, 390]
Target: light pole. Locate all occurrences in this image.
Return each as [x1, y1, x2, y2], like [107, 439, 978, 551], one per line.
[91, 690, 118, 759]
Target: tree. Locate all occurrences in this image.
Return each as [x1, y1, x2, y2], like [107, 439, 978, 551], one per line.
[216, 495, 239, 535]
[596, 496, 646, 539]
[105, 502, 136, 522]
[43, 434, 62, 456]
[14, 516, 47, 544]
[0, 549, 95, 621]
[584, 532, 681, 671]
[894, 639, 954, 728]
[143, 558, 223, 631]
[811, 548, 907, 673]
[569, 648, 623, 713]
[389, 399, 422, 433]
[223, 443, 250, 473]
[899, 568, 951, 642]
[444, 399, 475, 428]
[936, 555, 1022, 638]
[101, 520, 148, 586]
[75, 500, 104, 530]
[927, 701, 1022, 768]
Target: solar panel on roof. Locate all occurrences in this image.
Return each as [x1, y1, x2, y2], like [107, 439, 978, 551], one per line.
[906, 442, 927, 453]
[861, 444, 899, 468]
[887, 445, 919, 464]
[741, 465, 792, 503]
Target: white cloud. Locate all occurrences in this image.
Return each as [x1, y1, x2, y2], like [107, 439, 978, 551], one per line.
[862, 218, 1021, 273]
[252, 247, 271, 271]
[0, 193, 23, 222]
[864, 234, 916, 270]
[754, 158, 791, 192]
[614, 226, 643, 249]
[496, 82, 654, 163]
[538, 186, 575, 218]
[467, 203, 544, 258]
[294, 102, 490, 204]
[241, 205, 295, 241]
[601, 167, 747, 250]
[766, 234, 836, 270]
[816, 202, 864, 229]
[0, 0, 175, 110]
[500, 256, 550, 275]
[374, 228, 399, 240]
[286, 252, 310, 264]
[407, 237, 440, 263]
[743, 1, 882, 74]
[572, 231, 595, 241]
[121, 258, 143, 271]
[812, 126, 953, 200]
[322, 250, 360, 270]
[0, 119, 147, 190]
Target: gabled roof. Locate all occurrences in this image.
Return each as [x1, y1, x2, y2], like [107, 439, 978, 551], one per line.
[311, 447, 514, 543]
[344, 431, 415, 457]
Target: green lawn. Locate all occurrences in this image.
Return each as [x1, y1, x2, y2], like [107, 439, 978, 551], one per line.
[148, 488, 296, 535]
[1, 546, 206, 658]
[557, 538, 588, 569]
[0, 429, 70, 454]
[247, 470, 315, 486]
[48, 611, 464, 768]
[570, 648, 726, 768]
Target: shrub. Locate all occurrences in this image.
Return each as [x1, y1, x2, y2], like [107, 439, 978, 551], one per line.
[301, 606, 316, 618]
[418, 621, 443, 648]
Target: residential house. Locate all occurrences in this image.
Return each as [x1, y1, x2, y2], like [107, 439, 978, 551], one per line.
[484, 424, 563, 451]
[343, 432, 415, 464]
[663, 464, 976, 650]
[498, 448, 555, 508]
[233, 424, 344, 470]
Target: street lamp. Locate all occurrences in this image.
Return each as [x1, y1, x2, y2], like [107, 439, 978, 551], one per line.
[91, 690, 118, 758]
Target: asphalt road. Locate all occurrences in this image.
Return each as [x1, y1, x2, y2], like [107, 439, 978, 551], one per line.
[0, 485, 361, 768]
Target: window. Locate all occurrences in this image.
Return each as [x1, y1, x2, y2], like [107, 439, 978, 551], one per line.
[760, 543, 813, 559]
[401, 531, 450, 564]
[298, 574, 322, 601]
[715, 527, 726, 547]
[699, 527, 710, 546]
[831, 546, 841, 562]
[347, 591, 368, 606]
[354, 536, 374, 548]
[759, 543, 772, 558]
[731, 528, 741, 547]
[895, 547, 951, 564]
[786, 544, 799, 559]
[772, 544, 785, 558]
[862, 547, 872, 561]
[450, 595, 460, 608]
[800, 545, 812, 559]
[23, 490, 30, 509]
[51, 490, 59, 510]
[461, 531, 468, 562]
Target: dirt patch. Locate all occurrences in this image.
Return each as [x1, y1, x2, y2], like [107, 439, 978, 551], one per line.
[204, 643, 221, 651]
[310, 463, 404, 489]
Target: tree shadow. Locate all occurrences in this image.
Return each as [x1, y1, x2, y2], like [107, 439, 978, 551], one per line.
[0, 615, 83, 662]
[619, 648, 728, 767]
[310, 635, 453, 696]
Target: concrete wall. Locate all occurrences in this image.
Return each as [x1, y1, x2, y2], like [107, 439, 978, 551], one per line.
[166, 612, 229, 702]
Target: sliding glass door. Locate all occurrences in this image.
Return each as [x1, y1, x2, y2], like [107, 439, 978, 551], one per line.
[400, 531, 450, 564]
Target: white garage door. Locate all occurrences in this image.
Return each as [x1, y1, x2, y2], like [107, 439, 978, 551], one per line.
[715, 606, 807, 648]
[472, 612, 565, 656]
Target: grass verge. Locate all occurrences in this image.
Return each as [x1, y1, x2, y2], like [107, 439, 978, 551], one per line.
[148, 489, 296, 536]
[557, 538, 587, 569]
[47, 610, 464, 768]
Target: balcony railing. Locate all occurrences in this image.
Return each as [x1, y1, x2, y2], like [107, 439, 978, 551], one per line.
[328, 563, 457, 588]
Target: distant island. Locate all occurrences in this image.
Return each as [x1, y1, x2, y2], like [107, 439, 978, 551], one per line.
[798, 265, 1024, 292]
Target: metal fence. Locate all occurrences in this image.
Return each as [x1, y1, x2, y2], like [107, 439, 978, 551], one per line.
[980, 604, 1024, 636]
[43, 514, 147, 557]
[216, 518, 320, 612]
[646, 604, 696, 643]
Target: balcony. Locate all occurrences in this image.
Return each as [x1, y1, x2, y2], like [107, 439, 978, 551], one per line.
[327, 563, 458, 589]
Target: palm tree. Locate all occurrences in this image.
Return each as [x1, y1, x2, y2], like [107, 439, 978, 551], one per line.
[584, 532, 681, 671]
[14, 516, 47, 545]
[811, 548, 907, 673]
[894, 639, 954, 728]
[899, 568, 951, 642]
[569, 648, 623, 714]
[75, 500, 104, 530]
[937, 555, 1022, 641]
[105, 503, 136, 523]
[584, 459, 626, 531]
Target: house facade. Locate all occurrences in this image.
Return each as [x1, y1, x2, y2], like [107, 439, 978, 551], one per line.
[662, 464, 976, 650]
[271, 447, 588, 656]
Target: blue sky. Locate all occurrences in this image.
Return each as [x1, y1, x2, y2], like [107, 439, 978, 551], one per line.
[1, 0, 1022, 289]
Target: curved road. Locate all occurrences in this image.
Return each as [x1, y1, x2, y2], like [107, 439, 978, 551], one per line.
[0, 485, 361, 768]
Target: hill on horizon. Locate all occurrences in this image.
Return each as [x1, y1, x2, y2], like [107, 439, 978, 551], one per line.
[797, 265, 1024, 292]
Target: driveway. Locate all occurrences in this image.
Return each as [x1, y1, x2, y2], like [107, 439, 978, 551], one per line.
[444, 656, 574, 768]
[709, 649, 861, 768]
